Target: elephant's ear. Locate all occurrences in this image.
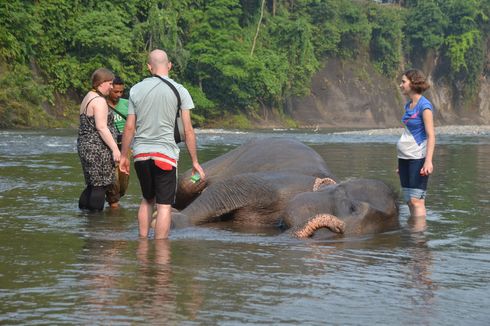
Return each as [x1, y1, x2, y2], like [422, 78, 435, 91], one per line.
[350, 200, 400, 234]
[293, 214, 345, 238]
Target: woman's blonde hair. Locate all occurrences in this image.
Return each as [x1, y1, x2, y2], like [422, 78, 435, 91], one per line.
[91, 68, 114, 89]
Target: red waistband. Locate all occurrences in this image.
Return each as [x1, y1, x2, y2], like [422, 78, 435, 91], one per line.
[133, 152, 177, 165]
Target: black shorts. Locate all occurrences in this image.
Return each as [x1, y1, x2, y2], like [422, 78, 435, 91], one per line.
[134, 159, 177, 205]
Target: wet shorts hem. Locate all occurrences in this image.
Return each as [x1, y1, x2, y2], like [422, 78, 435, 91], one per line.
[402, 187, 427, 203]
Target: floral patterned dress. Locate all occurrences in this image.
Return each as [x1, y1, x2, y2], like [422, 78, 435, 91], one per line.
[77, 96, 116, 187]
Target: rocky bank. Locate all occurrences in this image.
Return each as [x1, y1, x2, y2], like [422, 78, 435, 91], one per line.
[285, 56, 490, 129]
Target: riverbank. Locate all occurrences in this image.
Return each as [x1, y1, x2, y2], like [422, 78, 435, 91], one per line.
[3, 124, 490, 137]
[330, 125, 490, 136]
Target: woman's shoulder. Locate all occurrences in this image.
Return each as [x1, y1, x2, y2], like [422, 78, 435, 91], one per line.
[88, 96, 107, 111]
[419, 96, 433, 110]
[81, 93, 107, 115]
[82, 92, 104, 105]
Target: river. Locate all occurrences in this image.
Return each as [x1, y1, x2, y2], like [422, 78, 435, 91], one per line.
[1, 127, 489, 325]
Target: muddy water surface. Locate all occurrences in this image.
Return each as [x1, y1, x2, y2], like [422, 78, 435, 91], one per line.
[1, 128, 489, 325]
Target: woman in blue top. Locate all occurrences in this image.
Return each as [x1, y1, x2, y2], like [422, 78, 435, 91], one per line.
[397, 69, 435, 227]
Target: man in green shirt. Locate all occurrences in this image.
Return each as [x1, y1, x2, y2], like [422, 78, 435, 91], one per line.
[106, 76, 130, 208]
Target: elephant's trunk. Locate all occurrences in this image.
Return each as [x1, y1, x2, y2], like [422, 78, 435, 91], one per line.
[175, 178, 208, 209]
[294, 214, 345, 238]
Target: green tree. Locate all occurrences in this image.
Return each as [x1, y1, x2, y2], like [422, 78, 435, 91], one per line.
[184, 0, 251, 115]
[0, 1, 40, 63]
[131, 0, 190, 76]
[338, 2, 371, 58]
[299, 0, 343, 57]
[368, 4, 404, 76]
[404, 0, 447, 59]
[0, 0, 488, 128]
[299, 0, 371, 59]
[267, 15, 318, 98]
[439, 0, 487, 98]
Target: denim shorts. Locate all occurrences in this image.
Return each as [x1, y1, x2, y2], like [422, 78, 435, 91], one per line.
[398, 158, 429, 202]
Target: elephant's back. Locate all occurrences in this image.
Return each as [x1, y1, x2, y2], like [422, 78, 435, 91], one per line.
[204, 137, 332, 178]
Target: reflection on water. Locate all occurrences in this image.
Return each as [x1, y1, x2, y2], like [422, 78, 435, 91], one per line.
[403, 231, 436, 325]
[408, 215, 427, 232]
[1, 129, 490, 324]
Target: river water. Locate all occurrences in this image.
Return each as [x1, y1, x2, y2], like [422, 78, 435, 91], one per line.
[1, 128, 489, 325]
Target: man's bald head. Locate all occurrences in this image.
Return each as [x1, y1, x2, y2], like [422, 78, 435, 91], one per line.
[148, 49, 168, 66]
[147, 49, 171, 75]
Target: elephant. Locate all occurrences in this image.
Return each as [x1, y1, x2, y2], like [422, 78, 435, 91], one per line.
[171, 138, 400, 239]
[174, 137, 334, 209]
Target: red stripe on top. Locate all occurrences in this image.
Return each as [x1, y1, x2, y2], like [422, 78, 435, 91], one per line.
[133, 152, 177, 166]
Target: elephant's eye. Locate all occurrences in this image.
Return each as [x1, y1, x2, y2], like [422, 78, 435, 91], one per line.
[350, 203, 357, 213]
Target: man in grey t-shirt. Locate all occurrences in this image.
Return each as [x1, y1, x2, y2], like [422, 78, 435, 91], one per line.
[120, 49, 205, 239]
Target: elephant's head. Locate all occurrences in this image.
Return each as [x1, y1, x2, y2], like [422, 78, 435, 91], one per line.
[283, 179, 400, 239]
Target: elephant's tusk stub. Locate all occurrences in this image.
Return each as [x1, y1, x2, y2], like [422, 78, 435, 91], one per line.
[313, 177, 336, 191]
[294, 214, 345, 238]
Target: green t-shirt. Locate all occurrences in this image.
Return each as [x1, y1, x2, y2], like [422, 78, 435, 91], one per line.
[110, 98, 129, 134]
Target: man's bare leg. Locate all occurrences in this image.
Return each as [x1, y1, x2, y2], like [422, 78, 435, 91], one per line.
[138, 198, 154, 238]
[154, 204, 172, 239]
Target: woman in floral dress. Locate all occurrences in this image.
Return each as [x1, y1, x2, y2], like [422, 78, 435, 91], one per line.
[77, 68, 121, 211]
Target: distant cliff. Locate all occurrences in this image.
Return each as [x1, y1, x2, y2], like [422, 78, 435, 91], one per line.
[288, 52, 490, 129]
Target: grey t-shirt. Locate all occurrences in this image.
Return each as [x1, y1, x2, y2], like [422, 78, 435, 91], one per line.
[128, 76, 194, 160]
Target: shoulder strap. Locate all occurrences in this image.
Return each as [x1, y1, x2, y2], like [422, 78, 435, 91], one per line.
[109, 104, 127, 120]
[83, 95, 102, 115]
[153, 75, 181, 117]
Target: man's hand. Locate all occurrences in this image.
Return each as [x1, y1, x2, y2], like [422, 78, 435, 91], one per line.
[120, 156, 130, 175]
[192, 162, 205, 181]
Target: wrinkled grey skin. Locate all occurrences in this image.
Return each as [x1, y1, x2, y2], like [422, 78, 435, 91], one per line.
[174, 138, 333, 209]
[284, 178, 400, 239]
[172, 138, 400, 238]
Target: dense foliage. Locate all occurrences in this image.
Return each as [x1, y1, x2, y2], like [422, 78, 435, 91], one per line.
[0, 0, 488, 128]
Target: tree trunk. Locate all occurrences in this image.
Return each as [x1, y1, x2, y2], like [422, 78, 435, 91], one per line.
[270, 0, 276, 16]
[250, 0, 266, 56]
